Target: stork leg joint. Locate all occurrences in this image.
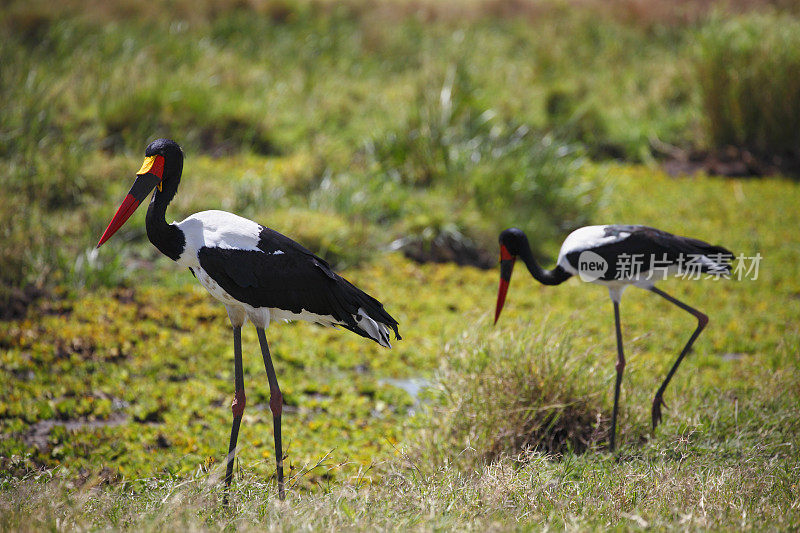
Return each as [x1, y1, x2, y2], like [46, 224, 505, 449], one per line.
[269, 390, 283, 418]
[232, 389, 246, 418]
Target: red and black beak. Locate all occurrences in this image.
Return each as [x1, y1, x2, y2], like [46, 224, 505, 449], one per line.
[97, 155, 165, 247]
[494, 244, 517, 324]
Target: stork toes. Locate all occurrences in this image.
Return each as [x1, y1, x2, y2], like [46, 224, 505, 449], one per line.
[651, 393, 668, 431]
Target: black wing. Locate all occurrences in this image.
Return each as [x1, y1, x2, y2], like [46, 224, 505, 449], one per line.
[565, 225, 734, 281]
[197, 227, 400, 344]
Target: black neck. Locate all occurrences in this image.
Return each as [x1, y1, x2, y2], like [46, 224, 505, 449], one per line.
[146, 184, 185, 261]
[519, 246, 572, 286]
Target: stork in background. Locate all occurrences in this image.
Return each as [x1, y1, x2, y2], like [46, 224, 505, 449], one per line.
[97, 139, 401, 499]
[494, 225, 733, 451]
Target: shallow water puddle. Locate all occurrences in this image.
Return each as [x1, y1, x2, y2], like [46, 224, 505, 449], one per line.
[24, 412, 129, 449]
[379, 378, 431, 405]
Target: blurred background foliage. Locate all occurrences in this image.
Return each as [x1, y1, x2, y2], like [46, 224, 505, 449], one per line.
[696, 11, 800, 157]
[2, 0, 799, 308]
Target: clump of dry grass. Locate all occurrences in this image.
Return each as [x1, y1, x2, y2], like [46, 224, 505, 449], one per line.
[410, 321, 609, 472]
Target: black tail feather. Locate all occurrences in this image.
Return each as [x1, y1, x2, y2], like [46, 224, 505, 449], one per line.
[682, 239, 735, 273]
[330, 275, 401, 346]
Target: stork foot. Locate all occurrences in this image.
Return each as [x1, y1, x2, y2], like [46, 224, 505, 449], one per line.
[651, 393, 667, 432]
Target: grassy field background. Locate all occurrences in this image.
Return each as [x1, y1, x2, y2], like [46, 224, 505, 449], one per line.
[1, 0, 799, 530]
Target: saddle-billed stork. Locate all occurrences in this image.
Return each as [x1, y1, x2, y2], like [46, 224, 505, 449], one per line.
[97, 139, 401, 499]
[494, 225, 733, 451]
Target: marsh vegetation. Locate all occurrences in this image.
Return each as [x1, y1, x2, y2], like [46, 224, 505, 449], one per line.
[1, 0, 799, 529]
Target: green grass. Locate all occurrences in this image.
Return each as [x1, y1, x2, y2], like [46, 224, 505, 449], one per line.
[2, 0, 800, 529]
[2, 425, 799, 531]
[2, 167, 800, 529]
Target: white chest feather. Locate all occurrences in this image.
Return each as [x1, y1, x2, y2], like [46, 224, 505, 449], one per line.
[174, 210, 263, 268]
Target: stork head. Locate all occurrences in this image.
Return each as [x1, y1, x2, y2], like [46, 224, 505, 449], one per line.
[97, 139, 184, 247]
[494, 228, 529, 324]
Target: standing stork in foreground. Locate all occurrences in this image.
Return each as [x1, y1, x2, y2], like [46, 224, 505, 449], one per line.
[97, 139, 401, 499]
[494, 226, 733, 451]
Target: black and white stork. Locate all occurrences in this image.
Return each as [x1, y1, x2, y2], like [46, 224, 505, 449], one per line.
[97, 138, 401, 499]
[493, 225, 733, 451]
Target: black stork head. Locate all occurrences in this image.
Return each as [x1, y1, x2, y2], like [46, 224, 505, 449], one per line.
[494, 227, 529, 324]
[97, 139, 184, 247]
